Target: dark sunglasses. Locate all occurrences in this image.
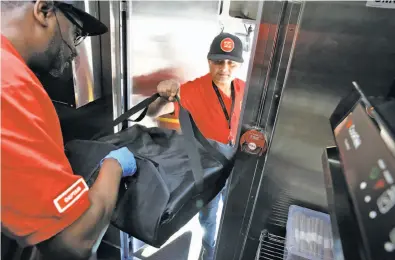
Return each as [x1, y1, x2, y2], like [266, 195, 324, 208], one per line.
[54, 2, 87, 46]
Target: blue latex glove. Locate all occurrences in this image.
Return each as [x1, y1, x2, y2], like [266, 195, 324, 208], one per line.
[101, 147, 137, 177]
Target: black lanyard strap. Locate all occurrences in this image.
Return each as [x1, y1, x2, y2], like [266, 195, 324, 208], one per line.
[212, 81, 235, 129]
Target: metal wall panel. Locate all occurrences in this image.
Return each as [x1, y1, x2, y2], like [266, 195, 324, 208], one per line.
[251, 0, 395, 224]
[217, 1, 395, 260]
[216, 1, 302, 259]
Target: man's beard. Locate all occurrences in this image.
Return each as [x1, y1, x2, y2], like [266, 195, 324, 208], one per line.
[30, 30, 75, 78]
[48, 38, 74, 78]
[48, 43, 70, 78]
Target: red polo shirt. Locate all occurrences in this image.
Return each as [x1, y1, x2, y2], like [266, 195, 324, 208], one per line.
[176, 73, 245, 144]
[1, 35, 90, 246]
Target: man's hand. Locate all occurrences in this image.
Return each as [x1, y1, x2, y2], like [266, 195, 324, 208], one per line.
[101, 147, 137, 177]
[157, 79, 180, 102]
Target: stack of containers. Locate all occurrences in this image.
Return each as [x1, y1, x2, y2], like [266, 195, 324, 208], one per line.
[284, 205, 334, 260]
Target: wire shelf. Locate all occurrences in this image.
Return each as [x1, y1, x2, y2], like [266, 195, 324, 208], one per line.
[255, 229, 335, 260]
[256, 230, 287, 260]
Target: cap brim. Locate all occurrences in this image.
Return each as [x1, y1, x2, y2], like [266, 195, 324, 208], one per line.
[208, 54, 244, 63]
[70, 6, 108, 36]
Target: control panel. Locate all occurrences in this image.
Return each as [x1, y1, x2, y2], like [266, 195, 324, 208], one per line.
[334, 102, 395, 260]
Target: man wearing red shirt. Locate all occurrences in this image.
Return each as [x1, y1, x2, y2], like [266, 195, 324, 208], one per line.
[1, 1, 137, 259]
[148, 32, 245, 260]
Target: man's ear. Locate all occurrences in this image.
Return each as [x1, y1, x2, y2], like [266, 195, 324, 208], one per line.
[33, 0, 56, 27]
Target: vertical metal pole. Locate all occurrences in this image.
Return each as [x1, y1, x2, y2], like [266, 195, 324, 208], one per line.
[126, 0, 134, 128]
[110, 0, 123, 134]
[121, 1, 133, 259]
[120, 0, 128, 131]
[120, 229, 132, 260]
[110, 1, 132, 259]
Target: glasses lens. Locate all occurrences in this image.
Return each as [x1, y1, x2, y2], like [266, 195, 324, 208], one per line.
[57, 4, 86, 46]
[74, 35, 86, 46]
[73, 28, 87, 46]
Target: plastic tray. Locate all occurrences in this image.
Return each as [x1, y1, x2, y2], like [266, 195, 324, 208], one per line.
[284, 205, 334, 260]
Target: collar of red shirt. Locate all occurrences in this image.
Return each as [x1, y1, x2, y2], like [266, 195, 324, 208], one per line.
[1, 35, 27, 64]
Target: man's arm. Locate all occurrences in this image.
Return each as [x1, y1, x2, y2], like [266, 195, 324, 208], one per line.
[147, 79, 181, 118]
[36, 159, 123, 260]
[1, 68, 135, 260]
[36, 146, 137, 260]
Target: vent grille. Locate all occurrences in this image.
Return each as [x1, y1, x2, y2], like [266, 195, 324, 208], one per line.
[268, 191, 294, 227]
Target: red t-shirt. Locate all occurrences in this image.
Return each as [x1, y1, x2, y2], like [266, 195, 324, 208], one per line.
[1, 35, 90, 247]
[176, 73, 245, 144]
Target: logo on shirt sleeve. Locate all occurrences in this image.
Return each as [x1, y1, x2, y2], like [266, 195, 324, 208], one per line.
[53, 178, 89, 213]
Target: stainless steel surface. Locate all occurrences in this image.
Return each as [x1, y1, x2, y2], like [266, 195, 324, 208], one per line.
[262, 0, 395, 210]
[238, 1, 294, 127]
[99, 1, 113, 98]
[71, 0, 103, 108]
[109, 0, 124, 133]
[241, 1, 305, 258]
[217, 1, 299, 259]
[217, 1, 395, 260]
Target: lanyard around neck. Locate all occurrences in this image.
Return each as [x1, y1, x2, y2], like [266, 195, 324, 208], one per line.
[212, 81, 235, 129]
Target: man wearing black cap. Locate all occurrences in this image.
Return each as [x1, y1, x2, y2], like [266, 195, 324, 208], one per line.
[1, 1, 137, 259]
[148, 32, 246, 260]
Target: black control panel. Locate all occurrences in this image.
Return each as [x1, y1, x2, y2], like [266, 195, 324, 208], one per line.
[334, 102, 395, 260]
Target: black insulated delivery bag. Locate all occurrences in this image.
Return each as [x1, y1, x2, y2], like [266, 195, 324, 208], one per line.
[64, 94, 236, 247]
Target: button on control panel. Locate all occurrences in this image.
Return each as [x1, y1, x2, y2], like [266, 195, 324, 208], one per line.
[377, 185, 395, 214]
[384, 228, 395, 253]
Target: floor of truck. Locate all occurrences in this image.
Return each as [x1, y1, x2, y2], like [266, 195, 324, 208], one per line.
[132, 214, 203, 260]
[97, 200, 223, 260]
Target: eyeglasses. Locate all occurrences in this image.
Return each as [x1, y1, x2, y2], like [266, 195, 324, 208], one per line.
[54, 12, 78, 60]
[54, 2, 87, 46]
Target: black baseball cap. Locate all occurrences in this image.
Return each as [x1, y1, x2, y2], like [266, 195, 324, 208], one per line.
[207, 33, 244, 63]
[55, 1, 108, 36]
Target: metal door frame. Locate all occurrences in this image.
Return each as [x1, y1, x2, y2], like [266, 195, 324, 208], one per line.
[215, 1, 305, 259]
